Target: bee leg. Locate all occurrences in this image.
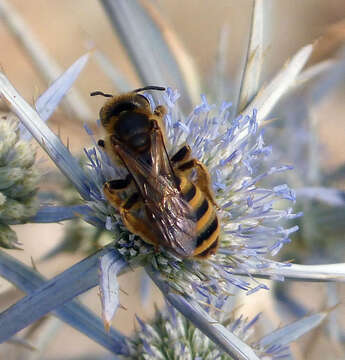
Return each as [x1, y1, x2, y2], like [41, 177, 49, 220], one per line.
[120, 193, 160, 251]
[171, 145, 192, 165]
[103, 175, 132, 208]
[177, 159, 218, 208]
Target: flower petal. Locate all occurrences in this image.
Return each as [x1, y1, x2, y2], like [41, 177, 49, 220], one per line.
[99, 249, 122, 331]
[20, 54, 90, 140]
[297, 59, 335, 87]
[229, 261, 345, 282]
[243, 44, 313, 125]
[35, 53, 90, 122]
[237, 0, 265, 112]
[259, 311, 327, 348]
[5, 205, 92, 224]
[32, 205, 93, 222]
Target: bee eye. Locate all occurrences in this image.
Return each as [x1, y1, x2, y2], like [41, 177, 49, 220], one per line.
[134, 94, 150, 109]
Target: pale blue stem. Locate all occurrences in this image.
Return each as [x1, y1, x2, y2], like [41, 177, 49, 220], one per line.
[0, 247, 128, 354]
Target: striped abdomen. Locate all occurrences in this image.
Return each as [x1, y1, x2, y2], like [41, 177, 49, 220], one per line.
[177, 175, 220, 258]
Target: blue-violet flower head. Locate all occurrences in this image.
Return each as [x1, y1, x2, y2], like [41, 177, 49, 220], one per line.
[83, 88, 300, 298]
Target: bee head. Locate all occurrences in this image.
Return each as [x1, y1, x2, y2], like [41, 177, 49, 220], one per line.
[91, 86, 165, 129]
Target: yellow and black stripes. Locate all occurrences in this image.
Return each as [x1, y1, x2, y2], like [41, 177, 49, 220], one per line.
[195, 215, 219, 258]
[171, 145, 190, 164]
[176, 174, 220, 258]
[172, 145, 220, 258]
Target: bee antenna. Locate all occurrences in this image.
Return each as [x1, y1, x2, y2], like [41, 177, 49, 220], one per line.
[133, 86, 166, 93]
[90, 91, 113, 98]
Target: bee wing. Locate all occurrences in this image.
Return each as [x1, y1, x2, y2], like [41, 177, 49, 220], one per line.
[111, 136, 167, 197]
[147, 192, 197, 257]
[149, 121, 174, 179]
[147, 125, 197, 257]
[111, 131, 197, 258]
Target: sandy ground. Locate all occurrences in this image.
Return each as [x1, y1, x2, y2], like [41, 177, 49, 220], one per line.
[1, 1, 345, 359]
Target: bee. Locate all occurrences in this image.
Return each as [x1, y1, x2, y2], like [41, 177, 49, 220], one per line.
[91, 86, 220, 258]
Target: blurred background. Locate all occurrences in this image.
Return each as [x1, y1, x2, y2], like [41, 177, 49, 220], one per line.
[1, 0, 345, 358]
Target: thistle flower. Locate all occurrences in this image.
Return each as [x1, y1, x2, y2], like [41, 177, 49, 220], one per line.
[1, 3, 345, 358]
[0, 115, 40, 249]
[130, 296, 327, 360]
[0, 47, 325, 357]
[83, 87, 299, 304]
[0, 68, 301, 358]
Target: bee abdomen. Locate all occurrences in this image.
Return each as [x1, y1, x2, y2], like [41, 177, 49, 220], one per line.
[195, 214, 219, 246]
[194, 237, 219, 258]
[178, 175, 220, 258]
[195, 198, 209, 220]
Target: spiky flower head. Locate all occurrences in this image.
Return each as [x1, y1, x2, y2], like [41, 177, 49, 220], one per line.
[0, 114, 40, 249]
[83, 88, 300, 300]
[129, 293, 321, 360]
[131, 305, 260, 360]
